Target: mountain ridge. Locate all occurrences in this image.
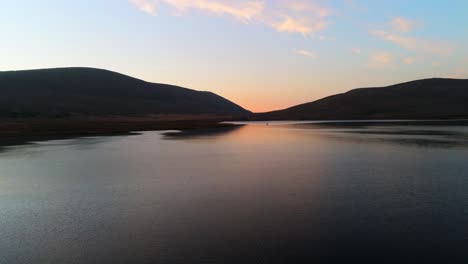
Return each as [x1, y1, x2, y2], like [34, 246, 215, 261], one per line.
[254, 78, 468, 120]
[0, 67, 249, 118]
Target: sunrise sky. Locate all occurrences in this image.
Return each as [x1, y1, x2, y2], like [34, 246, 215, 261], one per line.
[2, 0, 467, 112]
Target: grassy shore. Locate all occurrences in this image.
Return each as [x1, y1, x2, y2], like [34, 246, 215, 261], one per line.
[0, 115, 240, 146]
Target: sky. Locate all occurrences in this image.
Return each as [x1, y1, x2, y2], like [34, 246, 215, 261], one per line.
[1, 0, 468, 112]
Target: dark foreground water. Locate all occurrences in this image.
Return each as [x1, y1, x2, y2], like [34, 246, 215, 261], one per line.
[1, 122, 468, 263]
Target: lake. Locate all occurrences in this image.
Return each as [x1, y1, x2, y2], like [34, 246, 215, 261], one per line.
[1, 122, 468, 263]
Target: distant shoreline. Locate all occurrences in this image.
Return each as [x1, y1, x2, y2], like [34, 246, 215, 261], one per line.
[2, 117, 468, 148]
[0, 115, 242, 147]
[236, 119, 468, 126]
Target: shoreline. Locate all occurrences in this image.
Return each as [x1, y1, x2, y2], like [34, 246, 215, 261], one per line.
[0, 116, 241, 147]
[2, 117, 468, 148]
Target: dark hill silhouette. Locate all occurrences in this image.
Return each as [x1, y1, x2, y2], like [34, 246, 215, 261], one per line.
[0, 67, 249, 117]
[255, 78, 468, 120]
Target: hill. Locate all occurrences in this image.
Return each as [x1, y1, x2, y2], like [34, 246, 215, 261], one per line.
[0, 67, 249, 118]
[255, 78, 468, 120]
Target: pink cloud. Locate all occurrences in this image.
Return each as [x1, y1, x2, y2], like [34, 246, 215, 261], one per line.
[372, 30, 453, 56]
[129, 0, 331, 35]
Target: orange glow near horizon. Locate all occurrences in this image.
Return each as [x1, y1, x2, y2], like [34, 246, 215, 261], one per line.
[231, 97, 299, 113]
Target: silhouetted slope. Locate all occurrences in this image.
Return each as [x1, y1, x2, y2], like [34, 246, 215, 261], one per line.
[0, 68, 249, 117]
[256, 78, 468, 120]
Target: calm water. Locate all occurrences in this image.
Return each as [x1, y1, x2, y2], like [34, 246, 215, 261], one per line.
[1, 122, 468, 263]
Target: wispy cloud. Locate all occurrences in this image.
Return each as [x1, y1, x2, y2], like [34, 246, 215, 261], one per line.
[295, 49, 317, 58]
[267, 0, 330, 35]
[272, 16, 327, 35]
[391, 17, 417, 33]
[130, 0, 264, 20]
[404, 57, 416, 65]
[161, 0, 265, 21]
[372, 30, 453, 56]
[281, 0, 331, 17]
[130, 0, 158, 15]
[369, 51, 393, 67]
[129, 0, 331, 35]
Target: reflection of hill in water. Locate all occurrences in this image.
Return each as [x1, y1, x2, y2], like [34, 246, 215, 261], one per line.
[296, 125, 468, 149]
[284, 120, 468, 148]
[0, 135, 127, 157]
[162, 125, 244, 140]
[162, 120, 468, 148]
[2, 121, 468, 263]
[327, 132, 468, 148]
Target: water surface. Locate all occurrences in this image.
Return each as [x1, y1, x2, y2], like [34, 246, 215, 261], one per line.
[1, 122, 468, 263]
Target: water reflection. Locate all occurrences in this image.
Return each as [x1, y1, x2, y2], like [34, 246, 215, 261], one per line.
[289, 122, 468, 148]
[0, 135, 130, 157]
[163, 125, 244, 140]
[163, 121, 468, 148]
[328, 134, 468, 148]
[1, 122, 468, 263]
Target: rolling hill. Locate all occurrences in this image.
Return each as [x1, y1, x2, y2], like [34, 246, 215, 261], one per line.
[0, 67, 249, 118]
[255, 78, 468, 120]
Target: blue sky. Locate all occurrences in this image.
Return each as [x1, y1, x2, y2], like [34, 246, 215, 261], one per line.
[1, 0, 467, 111]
